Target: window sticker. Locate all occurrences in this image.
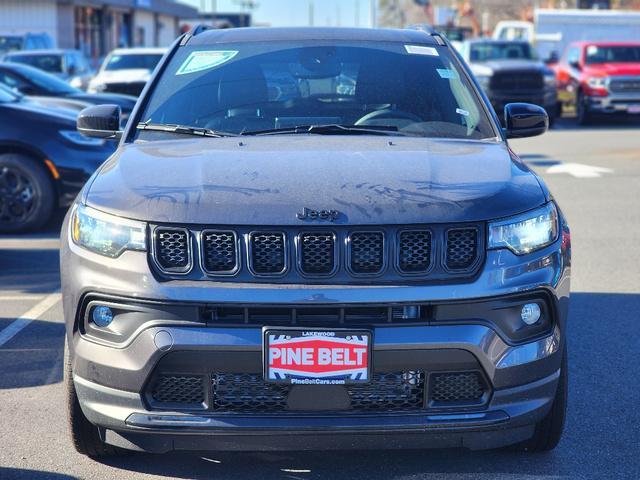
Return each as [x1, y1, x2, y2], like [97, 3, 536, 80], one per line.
[456, 108, 470, 116]
[437, 68, 459, 80]
[586, 45, 598, 56]
[404, 45, 439, 56]
[176, 50, 238, 75]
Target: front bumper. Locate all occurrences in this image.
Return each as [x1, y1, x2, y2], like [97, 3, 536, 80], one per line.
[586, 91, 640, 114]
[487, 89, 557, 117]
[62, 212, 570, 452]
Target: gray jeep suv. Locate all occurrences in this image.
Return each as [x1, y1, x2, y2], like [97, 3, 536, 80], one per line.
[62, 27, 570, 457]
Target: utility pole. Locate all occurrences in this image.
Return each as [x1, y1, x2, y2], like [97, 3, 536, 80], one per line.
[309, 0, 314, 26]
[355, 0, 360, 26]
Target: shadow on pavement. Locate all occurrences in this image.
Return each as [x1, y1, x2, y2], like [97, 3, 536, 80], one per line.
[0, 468, 78, 480]
[0, 320, 64, 389]
[554, 115, 640, 131]
[0, 248, 60, 293]
[84, 291, 640, 479]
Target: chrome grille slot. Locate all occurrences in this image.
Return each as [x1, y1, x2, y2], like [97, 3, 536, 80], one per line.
[445, 228, 478, 270]
[299, 232, 335, 275]
[349, 231, 384, 274]
[202, 230, 237, 274]
[153, 228, 190, 272]
[249, 232, 286, 275]
[398, 230, 432, 273]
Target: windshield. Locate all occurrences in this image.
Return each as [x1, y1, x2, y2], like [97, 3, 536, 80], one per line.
[0, 36, 23, 54]
[585, 45, 640, 64]
[470, 42, 534, 62]
[8, 53, 63, 73]
[139, 41, 496, 140]
[11, 64, 79, 94]
[105, 53, 164, 71]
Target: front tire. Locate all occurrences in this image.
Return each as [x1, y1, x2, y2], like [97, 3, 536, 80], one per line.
[516, 346, 568, 452]
[0, 154, 55, 233]
[576, 92, 592, 126]
[65, 342, 121, 458]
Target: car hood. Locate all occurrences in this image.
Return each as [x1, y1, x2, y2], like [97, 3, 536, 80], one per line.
[26, 95, 90, 112]
[68, 92, 137, 111]
[471, 59, 546, 74]
[85, 136, 546, 225]
[583, 63, 640, 76]
[94, 69, 150, 84]
[13, 98, 78, 123]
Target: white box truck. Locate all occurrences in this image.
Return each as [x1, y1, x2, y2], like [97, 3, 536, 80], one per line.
[494, 9, 640, 61]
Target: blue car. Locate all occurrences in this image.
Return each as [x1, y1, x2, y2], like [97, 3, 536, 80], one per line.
[0, 85, 115, 232]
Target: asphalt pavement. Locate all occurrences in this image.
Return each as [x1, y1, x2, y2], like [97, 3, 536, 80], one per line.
[1, 119, 639, 479]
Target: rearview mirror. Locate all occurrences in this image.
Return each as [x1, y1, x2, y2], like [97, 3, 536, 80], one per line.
[504, 103, 548, 139]
[77, 104, 122, 139]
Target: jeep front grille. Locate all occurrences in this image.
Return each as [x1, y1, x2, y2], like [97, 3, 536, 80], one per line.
[249, 232, 286, 275]
[398, 230, 432, 273]
[202, 230, 237, 273]
[150, 224, 484, 282]
[349, 231, 384, 274]
[299, 232, 335, 275]
[153, 228, 190, 272]
[445, 228, 478, 270]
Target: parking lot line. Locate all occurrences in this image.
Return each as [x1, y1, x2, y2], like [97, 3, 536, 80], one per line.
[0, 292, 61, 347]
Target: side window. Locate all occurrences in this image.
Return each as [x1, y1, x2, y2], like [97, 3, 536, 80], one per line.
[567, 47, 580, 67]
[24, 36, 35, 50]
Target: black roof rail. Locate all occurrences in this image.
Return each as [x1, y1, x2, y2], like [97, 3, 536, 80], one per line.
[405, 24, 447, 46]
[406, 24, 437, 35]
[180, 24, 214, 46]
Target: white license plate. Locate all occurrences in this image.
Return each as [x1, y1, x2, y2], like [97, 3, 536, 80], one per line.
[264, 329, 371, 384]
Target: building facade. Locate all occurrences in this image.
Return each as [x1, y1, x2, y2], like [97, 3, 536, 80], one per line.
[0, 0, 197, 60]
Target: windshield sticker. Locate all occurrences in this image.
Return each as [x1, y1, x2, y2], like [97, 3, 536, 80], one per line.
[456, 108, 470, 117]
[404, 45, 439, 56]
[437, 68, 459, 80]
[586, 45, 599, 56]
[176, 50, 238, 75]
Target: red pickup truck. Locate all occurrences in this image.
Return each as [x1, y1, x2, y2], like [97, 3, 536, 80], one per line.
[555, 42, 640, 124]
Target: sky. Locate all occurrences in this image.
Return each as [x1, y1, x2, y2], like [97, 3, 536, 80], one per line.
[185, 0, 375, 28]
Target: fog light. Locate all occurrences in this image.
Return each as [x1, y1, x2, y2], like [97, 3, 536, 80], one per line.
[521, 303, 541, 325]
[92, 306, 113, 327]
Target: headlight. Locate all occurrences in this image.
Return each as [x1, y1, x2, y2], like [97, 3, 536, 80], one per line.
[587, 76, 609, 89]
[488, 203, 559, 255]
[60, 130, 105, 147]
[71, 204, 146, 258]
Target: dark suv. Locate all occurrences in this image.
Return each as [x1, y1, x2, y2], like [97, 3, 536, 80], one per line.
[62, 27, 570, 457]
[459, 40, 559, 126]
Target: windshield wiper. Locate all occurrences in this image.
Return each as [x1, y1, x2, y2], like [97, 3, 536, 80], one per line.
[136, 122, 237, 138]
[240, 124, 404, 137]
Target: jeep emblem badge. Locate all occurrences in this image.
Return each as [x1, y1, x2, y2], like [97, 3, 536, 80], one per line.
[296, 207, 340, 222]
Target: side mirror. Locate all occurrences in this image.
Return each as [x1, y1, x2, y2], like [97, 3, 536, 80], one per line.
[569, 60, 581, 71]
[504, 103, 548, 139]
[77, 104, 122, 139]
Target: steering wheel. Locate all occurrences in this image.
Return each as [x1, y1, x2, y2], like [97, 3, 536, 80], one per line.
[355, 108, 423, 126]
